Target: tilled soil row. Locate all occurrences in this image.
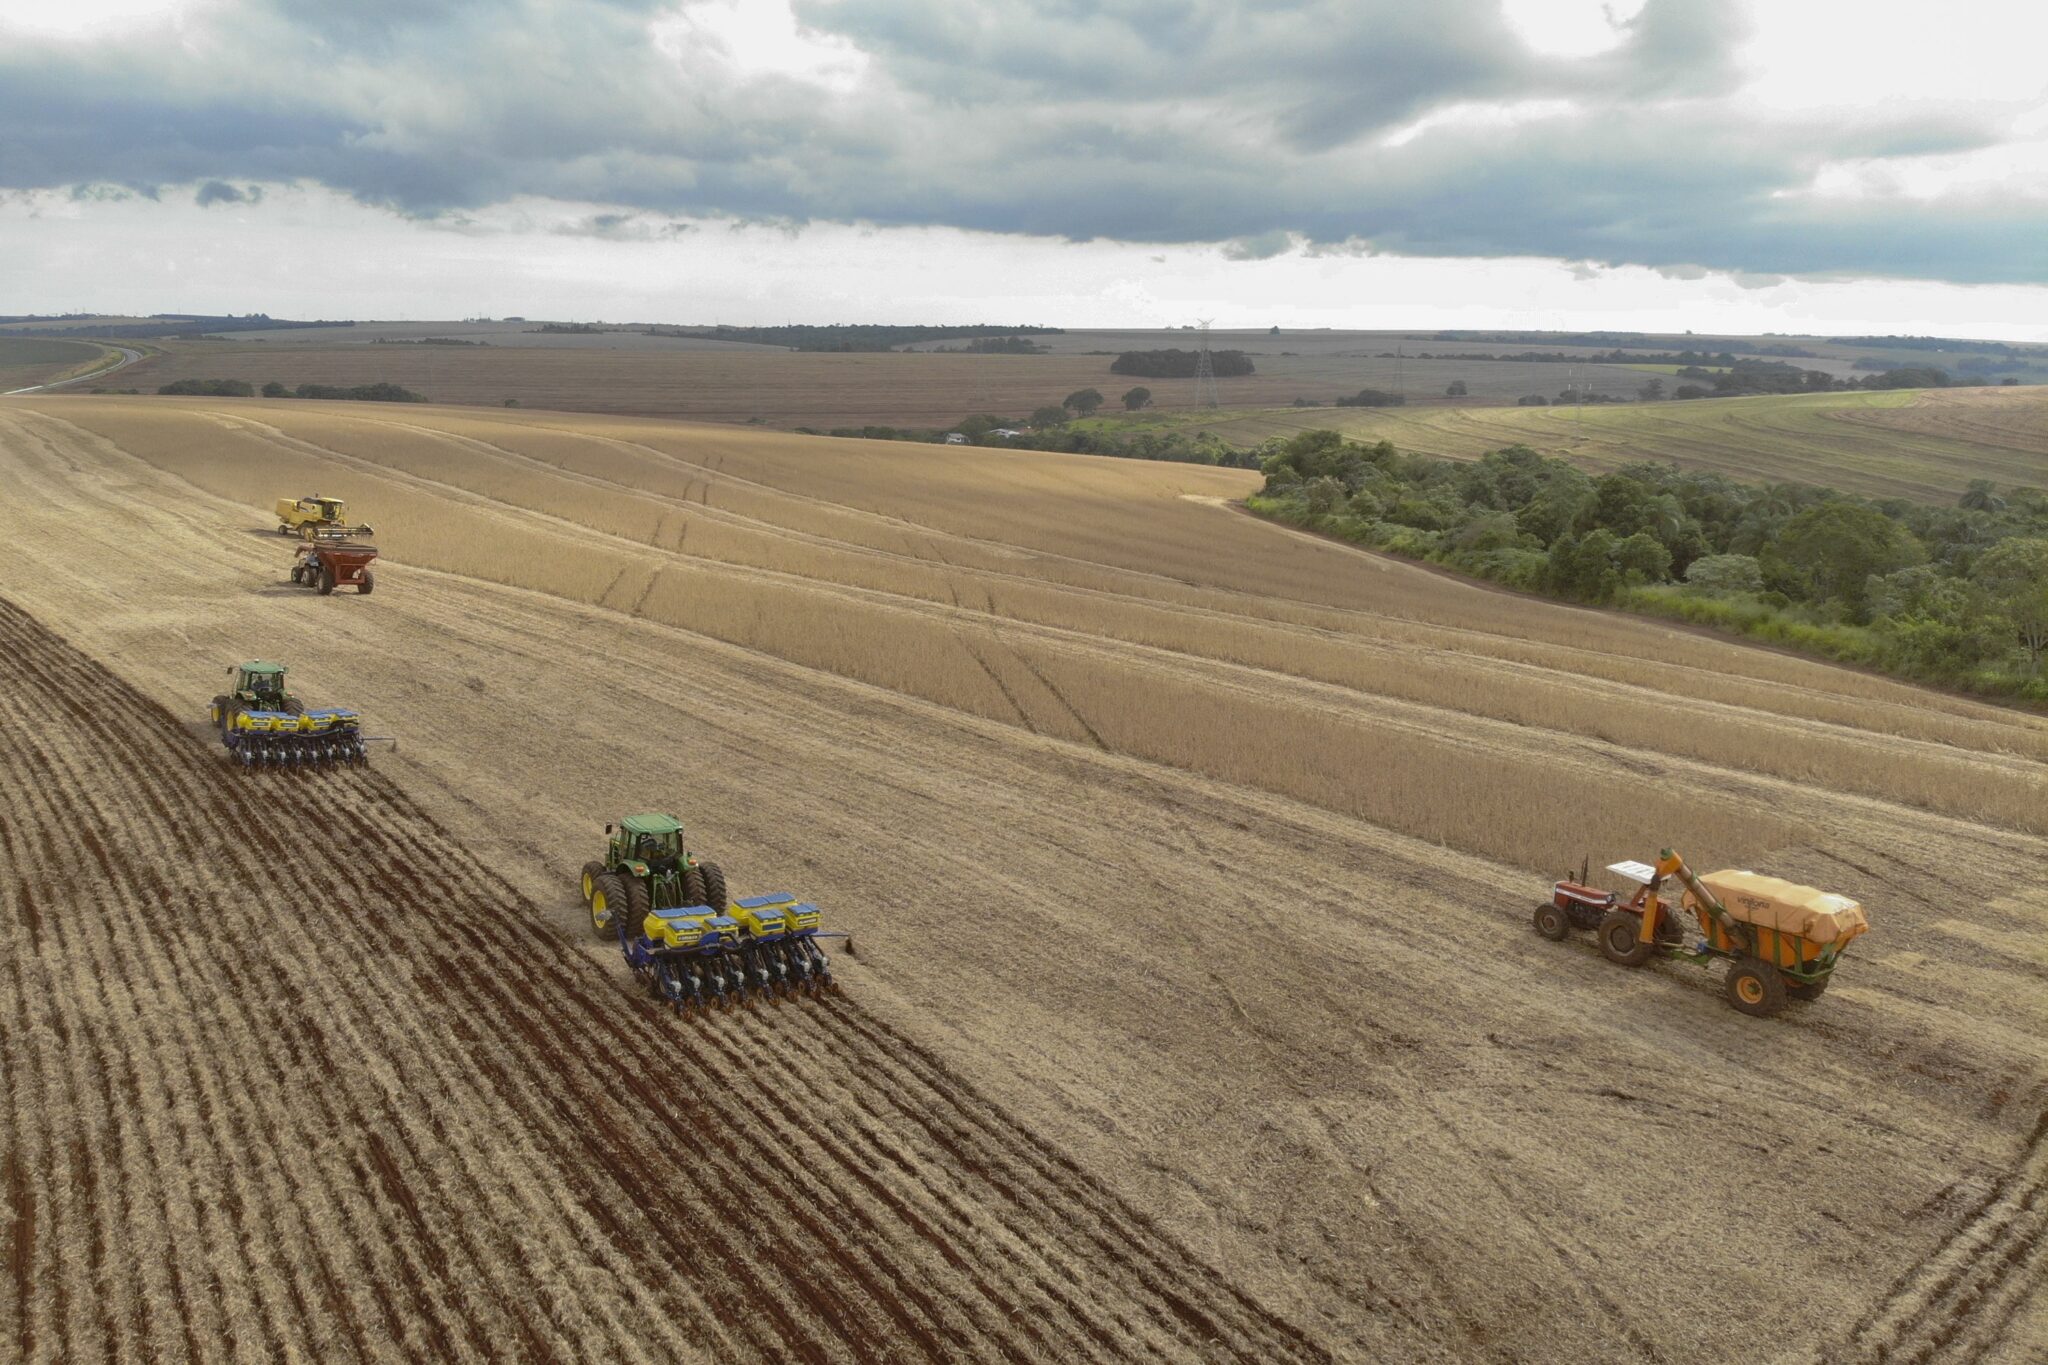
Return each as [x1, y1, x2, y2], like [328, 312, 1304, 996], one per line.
[0, 594, 1328, 1365]
[1830, 1105, 2048, 1365]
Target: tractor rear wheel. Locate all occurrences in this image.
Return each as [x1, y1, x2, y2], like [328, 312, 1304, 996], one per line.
[1725, 958, 1787, 1017]
[580, 861, 607, 903]
[1597, 910, 1655, 967]
[621, 877, 652, 934]
[358, 571, 374, 596]
[698, 861, 728, 913]
[317, 564, 336, 595]
[1533, 902, 1570, 941]
[590, 874, 626, 939]
[1786, 975, 1830, 1002]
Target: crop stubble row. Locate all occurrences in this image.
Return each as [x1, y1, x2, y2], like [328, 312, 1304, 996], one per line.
[0, 593, 1329, 1364]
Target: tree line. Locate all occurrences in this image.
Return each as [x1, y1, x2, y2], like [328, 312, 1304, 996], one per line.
[1252, 430, 2048, 701]
[157, 378, 425, 402]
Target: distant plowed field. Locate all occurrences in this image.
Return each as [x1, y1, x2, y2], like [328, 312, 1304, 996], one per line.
[2, 395, 2045, 1361]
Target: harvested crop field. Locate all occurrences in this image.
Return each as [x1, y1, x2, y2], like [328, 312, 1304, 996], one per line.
[1095, 385, 2048, 502]
[2, 394, 2045, 1363]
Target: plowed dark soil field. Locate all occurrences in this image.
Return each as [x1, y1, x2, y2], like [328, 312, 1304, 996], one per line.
[0, 597, 1329, 1363]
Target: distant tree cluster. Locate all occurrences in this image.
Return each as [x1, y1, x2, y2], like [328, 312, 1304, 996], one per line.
[159, 378, 425, 403]
[1251, 430, 2048, 699]
[158, 378, 254, 397]
[373, 336, 489, 346]
[668, 323, 1063, 351]
[1334, 388, 1405, 407]
[1109, 349, 1255, 379]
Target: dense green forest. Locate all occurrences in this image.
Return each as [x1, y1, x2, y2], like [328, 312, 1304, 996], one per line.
[1250, 429, 2048, 701]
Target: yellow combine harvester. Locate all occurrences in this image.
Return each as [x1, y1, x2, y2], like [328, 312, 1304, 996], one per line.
[275, 494, 373, 540]
[1535, 848, 1868, 1017]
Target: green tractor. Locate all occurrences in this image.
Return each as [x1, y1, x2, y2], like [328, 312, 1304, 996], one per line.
[580, 812, 729, 938]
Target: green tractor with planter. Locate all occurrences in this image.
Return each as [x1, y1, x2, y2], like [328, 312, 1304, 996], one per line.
[581, 812, 728, 937]
[579, 812, 840, 1010]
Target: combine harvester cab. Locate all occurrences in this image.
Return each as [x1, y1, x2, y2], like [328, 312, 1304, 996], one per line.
[208, 661, 394, 768]
[579, 812, 844, 1013]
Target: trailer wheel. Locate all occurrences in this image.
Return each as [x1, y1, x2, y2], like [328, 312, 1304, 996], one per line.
[317, 563, 336, 595]
[1786, 975, 1830, 1002]
[698, 861, 728, 914]
[1725, 958, 1787, 1017]
[590, 874, 627, 938]
[1533, 902, 1570, 941]
[580, 861, 607, 903]
[358, 570, 374, 596]
[1597, 910, 1655, 967]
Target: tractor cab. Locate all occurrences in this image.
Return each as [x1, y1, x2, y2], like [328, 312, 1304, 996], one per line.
[616, 812, 685, 871]
[305, 497, 346, 523]
[233, 660, 290, 704]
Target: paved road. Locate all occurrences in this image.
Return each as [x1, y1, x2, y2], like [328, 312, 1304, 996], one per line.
[3, 344, 144, 395]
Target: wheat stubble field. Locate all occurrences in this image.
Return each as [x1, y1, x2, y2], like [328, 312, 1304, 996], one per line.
[1, 395, 2044, 1363]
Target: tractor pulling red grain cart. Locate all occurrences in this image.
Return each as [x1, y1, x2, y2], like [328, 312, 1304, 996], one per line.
[290, 533, 378, 596]
[1535, 849, 1869, 1017]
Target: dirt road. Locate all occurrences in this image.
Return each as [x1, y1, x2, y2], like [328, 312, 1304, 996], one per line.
[1, 396, 2042, 1361]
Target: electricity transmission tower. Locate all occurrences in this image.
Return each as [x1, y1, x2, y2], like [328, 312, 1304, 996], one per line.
[1193, 319, 1219, 408]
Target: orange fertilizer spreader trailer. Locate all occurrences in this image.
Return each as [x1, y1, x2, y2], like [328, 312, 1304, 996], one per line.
[1534, 849, 1868, 1017]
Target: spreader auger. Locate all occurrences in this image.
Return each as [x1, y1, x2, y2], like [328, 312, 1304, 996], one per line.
[578, 812, 846, 1013]
[208, 661, 396, 768]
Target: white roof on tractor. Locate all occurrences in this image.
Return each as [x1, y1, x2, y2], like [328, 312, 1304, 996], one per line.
[1606, 860, 1658, 885]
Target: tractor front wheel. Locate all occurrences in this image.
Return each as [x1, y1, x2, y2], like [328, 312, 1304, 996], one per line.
[1725, 958, 1787, 1017]
[1597, 910, 1656, 967]
[590, 874, 626, 939]
[1533, 901, 1570, 941]
[580, 861, 607, 903]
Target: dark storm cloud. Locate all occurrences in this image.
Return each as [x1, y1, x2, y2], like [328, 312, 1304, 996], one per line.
[0, 0, 2038, 283]
[195, 181, 262, 207]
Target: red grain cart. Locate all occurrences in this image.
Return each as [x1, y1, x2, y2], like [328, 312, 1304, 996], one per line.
[291, 539, 379, 595]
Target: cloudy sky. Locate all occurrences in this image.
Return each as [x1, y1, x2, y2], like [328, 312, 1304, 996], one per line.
[3, 0, 2046, 336]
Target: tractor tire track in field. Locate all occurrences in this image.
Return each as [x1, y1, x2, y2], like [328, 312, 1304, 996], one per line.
[1830, 1102, 2048, 1365]
[0, 593, 1331, 1364]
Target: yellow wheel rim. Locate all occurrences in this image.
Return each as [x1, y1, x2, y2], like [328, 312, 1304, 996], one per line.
[592, 890, 611, 929]
[581, 870, 595, 901]
[1737, 976, 1764, 1004]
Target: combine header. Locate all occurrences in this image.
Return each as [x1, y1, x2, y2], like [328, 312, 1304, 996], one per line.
[1535, 849, 1869, 1017]
[580, 812, 843, 1012]
[208, 661, 394, 768]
